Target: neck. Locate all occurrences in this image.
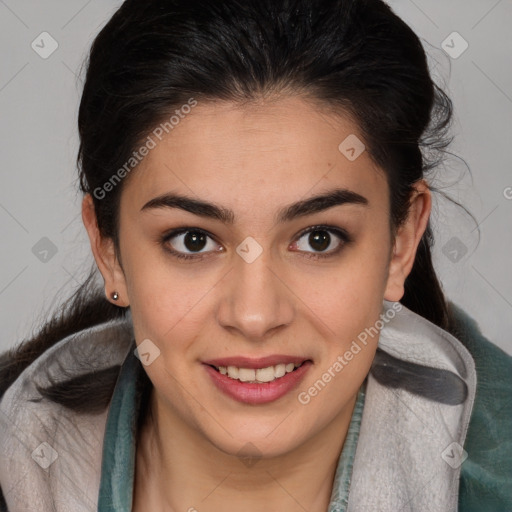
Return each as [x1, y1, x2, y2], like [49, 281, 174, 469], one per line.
[133, 388, 357, 512]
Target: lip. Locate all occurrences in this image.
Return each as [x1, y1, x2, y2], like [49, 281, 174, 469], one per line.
[203, 360, 313, 405]
[202, 354, 309, 369]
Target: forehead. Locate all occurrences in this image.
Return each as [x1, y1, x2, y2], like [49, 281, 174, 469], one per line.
[122, 95, 387, 216]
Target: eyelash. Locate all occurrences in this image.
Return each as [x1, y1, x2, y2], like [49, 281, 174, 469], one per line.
[160, 225, 352, 262]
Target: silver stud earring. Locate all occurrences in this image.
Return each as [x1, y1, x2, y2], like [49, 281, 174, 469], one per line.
[112, 291, 119, 301]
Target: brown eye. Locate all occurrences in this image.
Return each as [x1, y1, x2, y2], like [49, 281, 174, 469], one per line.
[292, 226, 351, 260]
[162, 229, 222, 261]
[308, 230, 331, 252]
[181, 231, 208, 252]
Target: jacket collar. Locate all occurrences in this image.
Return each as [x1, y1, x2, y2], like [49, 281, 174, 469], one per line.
[343, 300, 476, 512]
[0, 314, 134, 511]
[0, 301, 476, 511]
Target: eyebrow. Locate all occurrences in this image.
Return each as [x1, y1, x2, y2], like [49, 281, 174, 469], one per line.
[141, 187, 369, 224]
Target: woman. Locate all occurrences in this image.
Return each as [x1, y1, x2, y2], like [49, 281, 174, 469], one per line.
[0, 0, 510, 510]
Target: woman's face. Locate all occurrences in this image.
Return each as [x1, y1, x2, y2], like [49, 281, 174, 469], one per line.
[85, 94, 428, 459]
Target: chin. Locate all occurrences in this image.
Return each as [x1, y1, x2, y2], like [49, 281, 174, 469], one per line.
[202, 421, 308, 461]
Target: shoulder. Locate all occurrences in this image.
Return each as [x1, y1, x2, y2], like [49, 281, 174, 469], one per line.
[0, 315, 134, 511]
[447, 301, 512, 511]
[0, 313, 134, 404]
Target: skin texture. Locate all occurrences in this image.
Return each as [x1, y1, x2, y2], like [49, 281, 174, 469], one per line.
[82, 94, 431, 511]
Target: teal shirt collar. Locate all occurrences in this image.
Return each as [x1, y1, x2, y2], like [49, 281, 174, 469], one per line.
[98, 345, 366, 511]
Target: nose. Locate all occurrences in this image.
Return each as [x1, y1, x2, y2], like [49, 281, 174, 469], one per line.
[216, 247, 295, 342]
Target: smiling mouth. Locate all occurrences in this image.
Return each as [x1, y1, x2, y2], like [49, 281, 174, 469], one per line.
[207, 361, 308, 384]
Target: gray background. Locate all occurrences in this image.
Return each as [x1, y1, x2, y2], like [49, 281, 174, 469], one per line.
[0, 1, 511, 354]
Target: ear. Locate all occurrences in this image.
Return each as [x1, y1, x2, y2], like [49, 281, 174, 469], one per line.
[384, 179, 431, 302]
[81, 194, 129, 306]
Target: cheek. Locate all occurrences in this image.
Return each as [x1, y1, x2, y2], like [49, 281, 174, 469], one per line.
[120, 230, 189, 328]
[299, 273, 385, 416]
[302, 233, 389, 374]
[124, 254, 219, 372]
[309, 240, 390, 331]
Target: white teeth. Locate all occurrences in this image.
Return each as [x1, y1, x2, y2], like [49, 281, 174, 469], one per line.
[255, 366, 275, 383]
[216, 362, 302, 383]
[238, 368, 256, 382]
[274, 364, 286, 378]
[227, 366, 239, 379]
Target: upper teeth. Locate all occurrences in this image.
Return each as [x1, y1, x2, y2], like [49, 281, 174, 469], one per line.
[217, 363, 300, 383]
